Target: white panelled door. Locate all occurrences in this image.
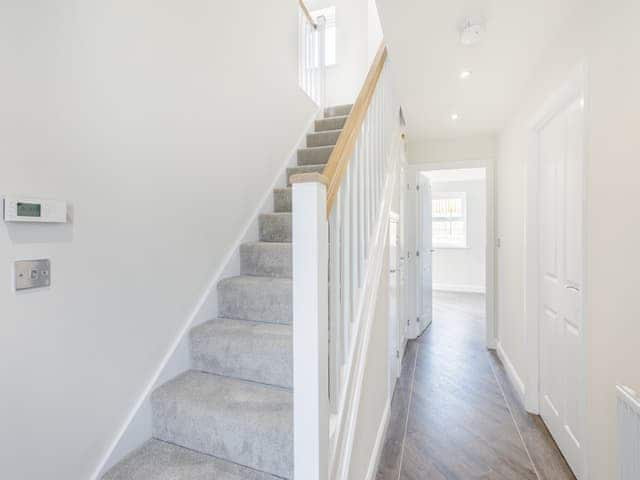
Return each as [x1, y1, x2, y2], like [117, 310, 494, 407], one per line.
[417, 176, 433, 334]
[538, 96, 584, 478]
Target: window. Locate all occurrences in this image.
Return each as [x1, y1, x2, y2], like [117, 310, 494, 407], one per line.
[311, 6, 336, 66]
[432, 192, 467, 248]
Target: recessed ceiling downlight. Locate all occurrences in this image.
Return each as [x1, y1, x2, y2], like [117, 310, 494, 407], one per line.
[451, 113, 459, 121]
[459, 18, 484, 46]
[459, 70, 472, 79]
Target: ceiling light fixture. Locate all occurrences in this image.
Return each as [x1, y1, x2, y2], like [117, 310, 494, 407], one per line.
[451, 113, 459, 121]
[459, 70, 472, 79]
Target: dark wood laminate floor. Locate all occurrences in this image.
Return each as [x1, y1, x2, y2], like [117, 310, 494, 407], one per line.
[376, 291, 576, 480]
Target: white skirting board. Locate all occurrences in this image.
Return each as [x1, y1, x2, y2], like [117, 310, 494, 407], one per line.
[617, 385, 640, 480]
[365, 400, 391, 480]
[496, 342, 526, 405]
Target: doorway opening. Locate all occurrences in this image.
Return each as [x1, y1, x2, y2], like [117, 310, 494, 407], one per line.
[415, 164, 494, 348]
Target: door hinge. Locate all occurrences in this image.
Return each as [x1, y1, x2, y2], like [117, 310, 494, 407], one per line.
[407, 319, 410, 326]
[396, 349, 400, 359]
[416, 316, 420, 323]
[416, 250, 420, 257]
[416, 184, 420, 191]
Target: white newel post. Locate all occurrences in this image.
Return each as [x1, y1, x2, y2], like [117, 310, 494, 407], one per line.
[292, 175, 329, 480]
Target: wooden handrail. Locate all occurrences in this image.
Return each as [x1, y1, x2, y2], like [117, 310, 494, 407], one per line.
[299, 0, 317, 29]
[322, 43, 387, 215]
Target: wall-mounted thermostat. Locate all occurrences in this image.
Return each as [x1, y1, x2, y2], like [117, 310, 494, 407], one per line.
[3, 197, 67, 223]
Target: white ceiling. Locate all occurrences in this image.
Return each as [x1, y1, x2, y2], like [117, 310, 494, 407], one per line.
[376, 0, 584, 139]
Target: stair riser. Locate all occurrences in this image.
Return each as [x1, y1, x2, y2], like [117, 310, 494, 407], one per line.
[273, 189, 291, 213]
[325, 104, 352, 117]
[218, 277, 292, 324]
[297, 145, 333, 166]
[307, 129, 341, 147]
[259, 214, 291, 242]
[151, 373, 293, 479]
[191, 321, 292, 388]
[315, 115, 347, 132]
[240, 242, 292, 278]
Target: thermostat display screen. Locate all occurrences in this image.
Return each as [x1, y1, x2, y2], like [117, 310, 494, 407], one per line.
[17, 202, 41, 218]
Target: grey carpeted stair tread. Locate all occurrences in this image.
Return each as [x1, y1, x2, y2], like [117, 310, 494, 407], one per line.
[241, 242, 291, 278]
[286, 164, 326, 186]
[315, 115, 348, 132]
[102, 439, 278, 480]
[297, 145, 334, 166]
[191, 318, 292, 388]
[324, 104, 353, 117]
[259, 213, 291, 242]
[218, 275, 292, 324]
[151, 371, 293, 479]
[273, 188, 291, 213]
[307, 129, 342, 147]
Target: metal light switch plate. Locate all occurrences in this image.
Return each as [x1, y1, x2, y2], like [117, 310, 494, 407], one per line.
[15, 259, 51, 291]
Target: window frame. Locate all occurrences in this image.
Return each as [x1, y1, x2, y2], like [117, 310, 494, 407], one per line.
[431, 191, 468, 249]
[311, 6, 337, 67]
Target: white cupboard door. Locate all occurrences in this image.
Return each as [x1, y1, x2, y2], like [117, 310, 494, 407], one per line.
[418, 177, 433, 334]
[538, 96, 584, 478]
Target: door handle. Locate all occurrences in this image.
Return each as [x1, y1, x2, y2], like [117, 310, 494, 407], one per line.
[565, 285, 580, 292]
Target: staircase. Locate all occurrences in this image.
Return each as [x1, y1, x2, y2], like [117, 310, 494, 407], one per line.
[103, 104, 352, 480]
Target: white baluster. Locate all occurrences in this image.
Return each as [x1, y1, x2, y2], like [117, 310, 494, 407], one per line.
[357, 135, 365, 288]
[339, 168, 350, 366]
[349, 148, 358, 327]
[373, 88, 378, 217]
[363, 115, 370, 257]
[329, 191, 341, 413]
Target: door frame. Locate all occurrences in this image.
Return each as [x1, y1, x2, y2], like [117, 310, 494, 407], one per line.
[388, 212, 402, 394]
[524, 64, 589, 477]
[416, 174, 433, 335]
[407, 158, 496, 349]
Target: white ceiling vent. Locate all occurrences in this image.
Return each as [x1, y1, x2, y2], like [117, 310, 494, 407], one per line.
[459, 18, 484, 46]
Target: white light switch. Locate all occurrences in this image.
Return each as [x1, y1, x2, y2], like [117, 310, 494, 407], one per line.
[15, 259, 51, 291]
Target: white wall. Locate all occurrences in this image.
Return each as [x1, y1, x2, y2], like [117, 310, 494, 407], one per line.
[409, 134, 498, 165]
[496, 1, 640, 478]
[0, 2, 315, 479]
[430, 180, 486, 293]
[367, 0, 384, 64]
